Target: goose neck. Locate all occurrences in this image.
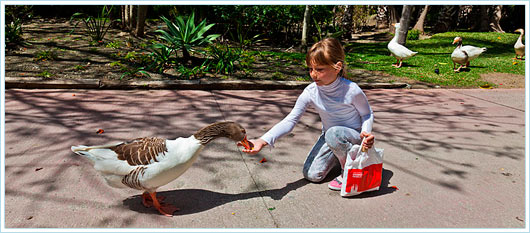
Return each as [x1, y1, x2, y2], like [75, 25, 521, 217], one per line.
[193, 122, 230, 145]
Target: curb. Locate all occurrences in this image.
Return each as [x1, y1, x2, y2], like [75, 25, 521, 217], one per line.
[4, 77, 409, 90]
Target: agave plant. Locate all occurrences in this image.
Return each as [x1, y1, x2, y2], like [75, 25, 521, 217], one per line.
[71, 6, 113, 43]
[157, 13, 220, 64]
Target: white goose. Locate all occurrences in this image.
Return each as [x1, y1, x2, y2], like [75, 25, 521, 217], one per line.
[71, 121, 253, 217]
[451, 36, 487, 72]
[387, 23, 418, 68]
[514, 28, 525, 60]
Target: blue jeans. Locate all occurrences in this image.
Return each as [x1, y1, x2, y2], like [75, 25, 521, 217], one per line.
[303, 126, 362, 182]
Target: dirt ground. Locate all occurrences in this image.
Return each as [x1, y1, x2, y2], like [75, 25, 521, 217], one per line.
[480, 72, 526, 89]
[4, 18, 526, 89]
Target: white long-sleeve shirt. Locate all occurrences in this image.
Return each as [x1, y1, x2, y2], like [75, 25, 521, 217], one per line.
[261, 77, 373, 148]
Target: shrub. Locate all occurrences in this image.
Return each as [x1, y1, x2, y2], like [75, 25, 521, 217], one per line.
[206, 44, 242, 74]
[156, 13, 220, 63]
[5, 18, 24, 45]
[407, 29, 421, 40]
[71, 6, 114, 43]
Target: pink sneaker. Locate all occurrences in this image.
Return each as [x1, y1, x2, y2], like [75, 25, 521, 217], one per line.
[328, 176, 342, 191]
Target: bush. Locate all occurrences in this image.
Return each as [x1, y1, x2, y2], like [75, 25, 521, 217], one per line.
[70, 6, 114, 43]
[206, 44, 242, 74]
[5, 18, 24, 44]
[157, 13, 220, 63]
[407, 29, 421, 40]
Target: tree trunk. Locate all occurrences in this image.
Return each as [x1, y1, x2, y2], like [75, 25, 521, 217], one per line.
[129, 5, 136, 31]
[135, 5, 148, 37]
[120, 5, 126, 29]
[413, 5, 429, 32]
[479, 5, 490, 32]
[387, 5, 400, 33]
[433, 5, 458, 32]
[397, 5, 413, 45]
[123, 5, 130, 31]
[342, 5, 354, 38]
[301, 5, 312, 52]
[376, 5, 388, 29]
[490, 5, 504, 32]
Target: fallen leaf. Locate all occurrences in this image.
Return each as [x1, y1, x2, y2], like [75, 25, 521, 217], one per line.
[268, 207, 276, 211]
[231, 212, 236, 215]
[479, 84, 492, 89]
[391, 186, 399, 190]
[497, 36, 502, 40]
[35, 167, 43, 171]
[259, 157, 267, 163]
[96, 129, 104, 134]
[27, 216, 33, 220]
[516, 216, 524, 222]
[72, 94, 76, 96]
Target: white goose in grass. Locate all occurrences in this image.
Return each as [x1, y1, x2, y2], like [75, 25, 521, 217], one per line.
[71, 121, 253, 217]
[514, 28, 525, 60]
[387, 23, 418, 68]
[451, 36, 487, 72]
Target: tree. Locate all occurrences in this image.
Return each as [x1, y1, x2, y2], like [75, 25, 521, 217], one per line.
[376, 5, 388, 29]
[136, 5, 148, 37]
[413, 5, 429, 33]
[342, 5, 354, 38]
[397, 5, 413, 45]
[387, 5, 400, 33]
[433, 5, 458, 32]
[121, 5, 148, 37]
[479, 5, 504, 32]
[301, 5, 312, 51]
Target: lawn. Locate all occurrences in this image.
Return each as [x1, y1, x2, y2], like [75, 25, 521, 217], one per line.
[344, 31, 525, 88]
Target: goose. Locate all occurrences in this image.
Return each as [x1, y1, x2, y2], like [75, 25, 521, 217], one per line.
[514, 28, 525, 60]
[387, 23, 418, 68]
[71, 121, 253, 217]
[451, 36, 487, 72]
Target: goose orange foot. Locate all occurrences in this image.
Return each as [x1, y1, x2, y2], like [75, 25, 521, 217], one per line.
[143, 192, 180, 217]
[141, 192, 166, 208]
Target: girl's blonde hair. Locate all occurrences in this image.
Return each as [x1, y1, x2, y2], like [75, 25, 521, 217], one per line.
[305, 38, 346, 77]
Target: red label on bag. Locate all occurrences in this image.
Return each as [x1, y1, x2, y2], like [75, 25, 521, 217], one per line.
[345, 163, 383, 193]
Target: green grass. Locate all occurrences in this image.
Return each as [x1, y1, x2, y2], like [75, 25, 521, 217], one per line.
[345, 31, 525, 87]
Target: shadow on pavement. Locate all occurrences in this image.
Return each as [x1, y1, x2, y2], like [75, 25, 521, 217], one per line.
[122, 178, 310, 216]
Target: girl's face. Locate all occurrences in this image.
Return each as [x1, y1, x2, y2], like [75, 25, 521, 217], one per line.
[308, 62, 342, 86]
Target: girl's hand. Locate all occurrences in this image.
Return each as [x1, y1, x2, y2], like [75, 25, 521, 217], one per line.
[238, 138, 268, 155]
[360, 131, 375, 150]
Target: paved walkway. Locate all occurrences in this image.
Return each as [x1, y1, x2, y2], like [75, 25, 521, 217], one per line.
[3, 88, 527, 229]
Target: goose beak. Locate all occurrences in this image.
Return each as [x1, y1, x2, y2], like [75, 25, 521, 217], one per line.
[239, 136, 254, 150]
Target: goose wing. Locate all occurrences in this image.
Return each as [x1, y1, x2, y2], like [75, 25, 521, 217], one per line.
[388, 41, 417, 58]
[461, 45, 486, 60]
[451, 47, 468, 64]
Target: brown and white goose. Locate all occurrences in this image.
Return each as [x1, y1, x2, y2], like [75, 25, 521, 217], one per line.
[514, 28, 525, 60]
[71, 121, 253, 217]
[451, 36, 487, 72]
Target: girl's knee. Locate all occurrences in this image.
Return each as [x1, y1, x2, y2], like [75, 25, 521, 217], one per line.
[325, 127, 345, 149]
[303, 170, 326, 183]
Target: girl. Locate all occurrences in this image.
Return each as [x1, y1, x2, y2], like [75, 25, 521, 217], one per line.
[242, 38, 375, 190]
